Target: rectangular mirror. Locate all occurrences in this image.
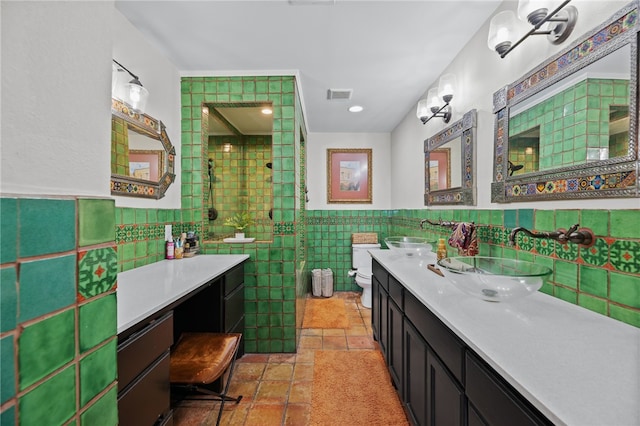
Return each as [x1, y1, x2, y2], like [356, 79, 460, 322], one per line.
[491, 2, 638, 202]
[111, 99, 176, 199]
[424, 109, 476, 205]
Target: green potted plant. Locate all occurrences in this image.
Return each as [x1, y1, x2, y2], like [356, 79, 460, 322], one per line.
[223, 211, 255, 239]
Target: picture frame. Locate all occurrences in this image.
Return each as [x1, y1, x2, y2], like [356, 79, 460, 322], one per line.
[327, 148, 372, 203]
[428, 148, 451, 191]
[128, 150, 164, 182]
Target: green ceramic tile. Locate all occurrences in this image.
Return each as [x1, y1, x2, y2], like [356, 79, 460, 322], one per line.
[19, 365, 76, 426]
[19, 198, 76, 258]
[78, 247, 118, 301]
[534, 210, 555, 231]
[578, 294, 607, 315]
[580, 210, 608, 236]
[19, 255, 76, 322]
[609, 305, 640, 328]
[610, 210, 640, 239]
[80, 386, 118, 426]
[79, 340, 117, 407]
[0, 198, 17, 264]
[1, 335, 15, 404]
[0, 405, 15, 426]
[1, 266, 17, 333]
[79, 294, 117, 353]
[555, 210, 579, 230]
[555, 286, 577, 304]
[579, 265, 608, 297]
[19, 309, 75, 390]
[78, 199, 116, 247]
[609, 272, 640, 309]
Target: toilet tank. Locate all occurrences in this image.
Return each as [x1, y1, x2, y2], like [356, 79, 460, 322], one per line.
[352, 243, 381, 269]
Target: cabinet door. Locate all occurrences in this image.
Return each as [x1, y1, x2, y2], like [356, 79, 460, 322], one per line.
[388, 297, 404, 396]
[426, 351, 465, 426]
[379, 285, 389, 360]
[404, 318, 428, 426]
[371, 275, 380, 341]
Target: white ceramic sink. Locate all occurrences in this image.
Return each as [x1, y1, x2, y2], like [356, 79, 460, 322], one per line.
[436, 256, 552, 302]
[384, 236, 435, 257]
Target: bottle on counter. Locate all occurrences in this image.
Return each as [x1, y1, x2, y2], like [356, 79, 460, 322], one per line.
[166, 238, 175, 260]
[436, 238, 447, 261]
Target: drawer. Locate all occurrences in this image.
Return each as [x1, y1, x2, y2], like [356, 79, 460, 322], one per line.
[466, 352, 551, 426]
[388, 275, 404, 308]
[118, 311, 173, 392]
[224, 264, 244, 296]
[118, 350, 171, 426]
[372, 260, 388, 291]
[405, 291, 464, 383]
[224, 282, 245, 332]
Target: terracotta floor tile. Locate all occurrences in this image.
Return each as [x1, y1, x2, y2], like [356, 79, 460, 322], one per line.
[292, 363, 314, 381]
[234, 363, 266, 381]
[322, 335, 347, 350]
[300, 328, 322, 336]
[268, 353, 297, 363]
[294, 349, 315, 364]
[299, 335, 322, 349]
[254, 381, 290, 403]
[263, 363, 294, 381]
[347, 335, 375, 349]
[322, 328, 346, 337]
[284, 403, 311, 425]
[228, 380, 259, 401]
[288, 381, 313, 404]
[244, 403, 285, 426]
[238, 353, 270, 363]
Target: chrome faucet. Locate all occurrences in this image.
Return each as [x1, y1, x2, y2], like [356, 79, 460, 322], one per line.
[509, 223, 594, 248]
[420, 219, 456, 230]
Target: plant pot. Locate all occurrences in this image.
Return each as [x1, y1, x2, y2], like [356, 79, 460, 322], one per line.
[235, 232, 245, 240]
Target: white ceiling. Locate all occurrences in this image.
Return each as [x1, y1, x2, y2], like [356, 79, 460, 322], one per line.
[115, 0, 502, 133]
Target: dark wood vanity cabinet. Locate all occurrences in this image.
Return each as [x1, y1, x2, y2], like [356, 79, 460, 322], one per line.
[117, 262, 246, 425]
[371, 260, 550, 426]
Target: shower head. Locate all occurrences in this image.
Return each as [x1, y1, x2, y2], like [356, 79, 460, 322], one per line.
[266, 162, 272, 169]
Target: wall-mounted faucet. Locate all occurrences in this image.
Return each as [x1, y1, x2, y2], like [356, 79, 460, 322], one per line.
[420, 219, 457, 229]
[509, 223, 595, 248]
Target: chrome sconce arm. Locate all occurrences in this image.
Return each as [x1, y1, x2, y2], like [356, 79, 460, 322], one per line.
[509, 223, 594, 248]
[488, 0, 578, 58]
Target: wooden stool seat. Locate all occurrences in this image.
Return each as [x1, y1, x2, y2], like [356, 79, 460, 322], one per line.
[170, 332, 243, 426]
[170, 332, 241, 384]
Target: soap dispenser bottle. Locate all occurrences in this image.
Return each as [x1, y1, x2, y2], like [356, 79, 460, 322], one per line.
[436, 238, 447, 261]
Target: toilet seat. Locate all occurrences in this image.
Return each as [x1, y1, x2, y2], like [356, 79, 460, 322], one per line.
[356, 267, 372, 281]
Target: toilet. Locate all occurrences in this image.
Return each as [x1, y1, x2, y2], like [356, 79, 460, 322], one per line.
[350, 243, 381, 308]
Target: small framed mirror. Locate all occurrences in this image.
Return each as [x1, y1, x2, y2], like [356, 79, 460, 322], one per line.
[491, 2, 639, 202]
[111, 99, 176, 199]
[424, 109, 477, 205]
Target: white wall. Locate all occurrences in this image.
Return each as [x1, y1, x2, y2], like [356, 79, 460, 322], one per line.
[1, 1, 114, 197]
[112, 10, 181, 209]
[306, 132, 392, 209]
[391, 0, 638, 210]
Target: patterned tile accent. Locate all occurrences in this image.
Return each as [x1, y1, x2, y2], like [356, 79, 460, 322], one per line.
[77, 247, 118, 301]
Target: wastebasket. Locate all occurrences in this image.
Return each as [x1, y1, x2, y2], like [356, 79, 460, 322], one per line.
[312, 269, 322, 297]
[321, 268, 333, 297]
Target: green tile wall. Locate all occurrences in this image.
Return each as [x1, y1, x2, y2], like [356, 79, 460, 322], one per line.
[111, 116, 130, 176]
[0, 196, 118, 424]
[509, 78, 629, 170]
[180, 75, 307, 353]
[307, 208, 639, 328]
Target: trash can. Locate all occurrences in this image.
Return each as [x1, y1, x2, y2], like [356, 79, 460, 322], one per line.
[312, 269, 322, 297]
[321, 268, 334, 297]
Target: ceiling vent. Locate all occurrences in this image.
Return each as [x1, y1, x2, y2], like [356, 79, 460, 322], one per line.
[327, 89, 353, 101]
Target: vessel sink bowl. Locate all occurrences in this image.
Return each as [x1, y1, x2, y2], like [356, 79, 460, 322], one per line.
[436, 256, 552, 302]
[384, 236, 435, 257]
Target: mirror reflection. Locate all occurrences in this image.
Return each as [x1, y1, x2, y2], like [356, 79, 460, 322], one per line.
[507, 44, 631, 175]
[424, 109, 476, 206]
[204, 103, 274, 242]
[111, 99, 175, 199]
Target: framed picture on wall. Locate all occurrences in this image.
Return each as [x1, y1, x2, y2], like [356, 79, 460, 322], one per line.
[327, 148, 372, 203]
[129, 150, 163, 182]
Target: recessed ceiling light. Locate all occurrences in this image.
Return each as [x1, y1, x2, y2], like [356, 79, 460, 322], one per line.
[348, 105, 363, 113]
[261, 107, 273, 115]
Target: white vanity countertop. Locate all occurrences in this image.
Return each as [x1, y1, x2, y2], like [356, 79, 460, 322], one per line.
[117, 255, 249, 334]
[370, 250, 640, 426]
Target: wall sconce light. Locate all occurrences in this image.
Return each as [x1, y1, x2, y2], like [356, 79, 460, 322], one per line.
[487, 0, 578, 58]
[112, 59, 149, 113]
[417, 73, 456, 124]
